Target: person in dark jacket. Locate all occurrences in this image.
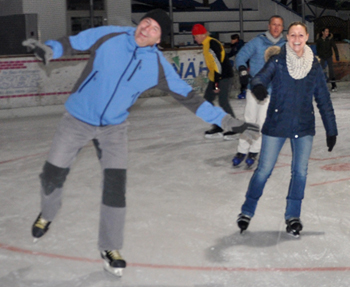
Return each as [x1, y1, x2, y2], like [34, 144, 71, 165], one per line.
[22, 9, 259, 277]
[227, 34, 246, 100]
[192, 24, 237, 140]
[227, 34, 245, 58]
[316, 27, 339, 92]
[236, 22, 338, 238]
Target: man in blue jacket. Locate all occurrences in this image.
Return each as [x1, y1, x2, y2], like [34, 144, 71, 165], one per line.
[233, 15, 286, 169]
[23, 9, 259, 276]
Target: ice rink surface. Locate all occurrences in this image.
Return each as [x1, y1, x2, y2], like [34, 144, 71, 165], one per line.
[1, 86, 350, 287]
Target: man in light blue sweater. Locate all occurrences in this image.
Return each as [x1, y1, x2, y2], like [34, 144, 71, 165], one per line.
[23, 9, 259, 276]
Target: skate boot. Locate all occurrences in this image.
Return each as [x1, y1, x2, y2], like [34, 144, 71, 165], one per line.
[223, 131, 237, 141]
[32, 213, 51, 242]
[232, 152, 246, 167]
[101, 250, 127, 277]
[331, 79, 337, 92]
[237, 90, 246, 99]
[237, 213, 251, 234]
[245, 152, 258, 168]
[286, 218, 303, 238]
[204, 125, 224, 139]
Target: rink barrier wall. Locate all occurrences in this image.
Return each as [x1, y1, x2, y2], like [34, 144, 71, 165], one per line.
[1, 43, 349, 117]
[0, 48, 210, 112]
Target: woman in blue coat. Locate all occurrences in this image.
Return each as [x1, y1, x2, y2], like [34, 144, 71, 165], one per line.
[237, 22, 338, 237]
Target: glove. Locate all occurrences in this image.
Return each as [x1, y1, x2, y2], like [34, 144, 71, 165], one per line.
[240, 122, 260, 143]
[221, 115, 260, 143]
[326, 135, 336, 152]
[336, 55, 340, 61]
[213, 82, 220, 93]
[22, 39, 53, 65]
[239, 66, 249, 87]
[252, 84, 268, 101]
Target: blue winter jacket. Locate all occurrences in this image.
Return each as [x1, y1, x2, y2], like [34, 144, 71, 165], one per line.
[45, 26, 227, 127]
[235, 32, 286, 91]
[251, 45, 338, 139]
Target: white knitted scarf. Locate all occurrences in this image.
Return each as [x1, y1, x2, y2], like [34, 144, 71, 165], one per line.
[286, 43, 313, 79]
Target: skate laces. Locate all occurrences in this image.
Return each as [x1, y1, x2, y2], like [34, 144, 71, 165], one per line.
[106, 250, 123, 261]
[34, 216, 49, 229]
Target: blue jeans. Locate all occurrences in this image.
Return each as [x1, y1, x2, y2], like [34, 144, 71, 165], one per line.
[241, 134, 313, 220]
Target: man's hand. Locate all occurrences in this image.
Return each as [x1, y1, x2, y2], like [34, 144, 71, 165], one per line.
[22, 39, 53, 65]
[239, 66, 249, 87]
[240, 123, 260, 142]
[252, 84, 268, 101]
[221, 115, 260, 143]
[213, 82, 220, 93]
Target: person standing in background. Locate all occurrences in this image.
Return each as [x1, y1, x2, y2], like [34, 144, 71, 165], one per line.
[233, 15, 286, 168]
[316, 27, 339, 92]
[227, 34, 246, 99]
[192, 24, 237, 140]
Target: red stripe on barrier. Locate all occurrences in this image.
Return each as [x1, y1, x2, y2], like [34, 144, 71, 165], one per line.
[0, 92, 71, 99]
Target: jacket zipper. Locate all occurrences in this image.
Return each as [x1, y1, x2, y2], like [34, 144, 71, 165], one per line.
[127, 60, 142, 81]
[100, 47, 138, 126]
[78, 71, 98, 93]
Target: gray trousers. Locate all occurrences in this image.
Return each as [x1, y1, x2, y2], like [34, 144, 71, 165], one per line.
[41, 112, 128, 251]
[204, 77, 235, 118]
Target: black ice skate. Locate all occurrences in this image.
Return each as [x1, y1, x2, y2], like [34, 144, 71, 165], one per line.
[237, 213, 251, 234]
[101, 250, 126, 277]
[286, 218, 303, 238]
[204, 125, 224, 139]
[32, 213, 51, 243]
[223, 131, 237, 141]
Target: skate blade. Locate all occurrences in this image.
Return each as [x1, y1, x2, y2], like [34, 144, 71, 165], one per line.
[244, 163, 256, 170]
[103, 262, 124, 277]
[287, 231, 300, 238]
[204, 133, 223, 139]
[223, 136, 237, 141]
[33, 237, 39, 243]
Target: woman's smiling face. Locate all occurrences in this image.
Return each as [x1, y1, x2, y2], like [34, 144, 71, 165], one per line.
[287, 24, 309, 57]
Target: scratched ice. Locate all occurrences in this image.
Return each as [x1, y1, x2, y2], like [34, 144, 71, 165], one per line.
[1, 84, 350, 287]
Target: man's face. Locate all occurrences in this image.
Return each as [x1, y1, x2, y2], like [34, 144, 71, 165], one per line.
[268, 17, 284, 39]
[231, 38, 238, 45]
[322, 28, 330, 38]
[193, 34, 207, 45]
[135, 18, 161, 47]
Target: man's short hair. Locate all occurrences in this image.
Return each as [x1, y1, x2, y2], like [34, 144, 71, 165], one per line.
[231, 34, 240, 40]
[268, 15, 284, 25]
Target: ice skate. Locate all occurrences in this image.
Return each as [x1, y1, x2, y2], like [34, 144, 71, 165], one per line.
[245, 152, 258, 169]
[232, 152, 246, 167]
[101, 250, 126, 277]
[286, 218, 303, 238]
[237, 213, 251, 234]
[237, 90, 246, 99]
[223, 131, 237, 141]
[32, 213, 51, 243]
[204, 125, 224, 139]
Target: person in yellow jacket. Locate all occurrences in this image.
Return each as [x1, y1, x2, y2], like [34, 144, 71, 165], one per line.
[192, 24, 237, 140]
